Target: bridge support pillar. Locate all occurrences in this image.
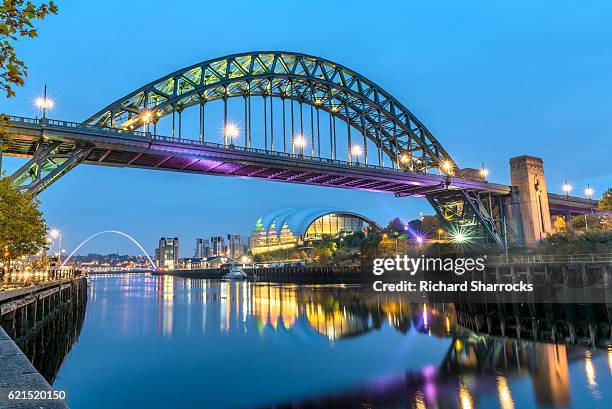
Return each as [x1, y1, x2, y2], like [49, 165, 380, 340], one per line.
[510, 155, 552, 246]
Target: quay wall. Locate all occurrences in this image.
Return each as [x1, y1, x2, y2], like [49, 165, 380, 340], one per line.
[0, 277, 87, 408]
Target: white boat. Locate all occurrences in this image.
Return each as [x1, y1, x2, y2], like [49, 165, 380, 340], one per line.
[223, 265, 247, 279]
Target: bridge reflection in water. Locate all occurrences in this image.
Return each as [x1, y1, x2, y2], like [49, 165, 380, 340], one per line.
[73, 274, 610, 409]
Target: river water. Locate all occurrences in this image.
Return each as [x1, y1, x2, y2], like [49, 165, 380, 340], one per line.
[51, 274, 611, 408]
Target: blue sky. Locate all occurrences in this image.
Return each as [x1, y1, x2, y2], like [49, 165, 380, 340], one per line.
[2, 0, 611, 257]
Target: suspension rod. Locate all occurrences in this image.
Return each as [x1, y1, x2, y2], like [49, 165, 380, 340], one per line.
[199, 99, 205, 143]
[316, 108, 321, 159]
[378, 110, 383, 168]
[172, 108, 176, 142]
[263, 95, 268, 150]
[223, 94, 228, 146]
[310, 104, 315, 158]
[270, 95, 274, 151]
[361, 112, 368, 165]
[393, 121, 399, 169]
[243, 95, 248, 148]
[299, 101, 304, 137]
[329, 111, 333, 159]
[333, 115, 337, 160]
[282, 98, 286, 153]
[178, 110, 182, 140]
[248, 87, 252, 148]
[344, 101, 352, 164]
[291, 99, 295, 154]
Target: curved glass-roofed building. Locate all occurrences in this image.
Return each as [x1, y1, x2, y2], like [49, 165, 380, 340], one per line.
[251, 207, 381, 254]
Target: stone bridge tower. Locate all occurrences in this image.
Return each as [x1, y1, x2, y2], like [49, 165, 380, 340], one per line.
[510, 155, 552, 246]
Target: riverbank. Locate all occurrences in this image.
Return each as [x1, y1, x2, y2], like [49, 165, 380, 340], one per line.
[0, 325, 68, 408]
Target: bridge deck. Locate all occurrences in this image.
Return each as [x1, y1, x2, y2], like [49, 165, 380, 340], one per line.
[4, 116, 511, 196]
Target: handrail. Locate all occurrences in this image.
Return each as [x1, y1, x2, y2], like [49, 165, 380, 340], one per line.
[492, 253, 612, 264]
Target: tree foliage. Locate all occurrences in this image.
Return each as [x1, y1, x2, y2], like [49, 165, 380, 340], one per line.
[0, 176, 47, 262]
[1, 0, 57, 97]
[599, 188, 612, 211]
[385, 217, 407, 233]
[313, 235, 337, 264]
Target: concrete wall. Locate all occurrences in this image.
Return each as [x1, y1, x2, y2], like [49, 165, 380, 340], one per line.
[0, 325, 68, 408]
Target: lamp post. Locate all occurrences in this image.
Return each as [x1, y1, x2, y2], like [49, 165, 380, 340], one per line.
[440, 159, 453, 175]
[50, 229, 62, 264]
[351, 144, 363, 164]
[393, 231, 399, 255]
[35, 85, 54, 119]
[294, 134, 306, 156]
[584, 185, 594, 199]
[141, 110, 153, 134]
[225, 123, 239, 146]
[562, 180, 572, 197]
[479, 162, 489, 180]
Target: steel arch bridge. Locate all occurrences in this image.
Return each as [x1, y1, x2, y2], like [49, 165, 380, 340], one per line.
[86, 51, 456, 174]
[2, 51, 509, 248]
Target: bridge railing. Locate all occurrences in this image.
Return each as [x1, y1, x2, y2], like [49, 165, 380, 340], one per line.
[7, 115, 504, 191]
[7, 115, 454, 179]
[492, 253, 612, 264]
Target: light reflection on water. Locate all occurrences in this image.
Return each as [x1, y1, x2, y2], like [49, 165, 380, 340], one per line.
[53, 274, 611, 409]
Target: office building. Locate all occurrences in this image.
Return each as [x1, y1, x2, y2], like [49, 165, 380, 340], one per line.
[155, 237, 179, 269]
[210, 236, 226, 257]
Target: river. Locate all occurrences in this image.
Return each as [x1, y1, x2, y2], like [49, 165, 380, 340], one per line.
[48, 273, 611, 408]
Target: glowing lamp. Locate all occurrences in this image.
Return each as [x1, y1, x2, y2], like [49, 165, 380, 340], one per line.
[351, 144, 363, 157]
[224, 123, 239, 139]
[294, 134, 307, 148]
[441, 160, 453, 173]
[562, 180, 572, 195]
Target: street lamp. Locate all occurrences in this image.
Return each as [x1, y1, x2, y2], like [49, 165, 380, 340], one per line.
[49, 229, 62, 263]
[440, 159, 453, 175]
[224, 123, 239, 146]
[240, 255, 249, 268]
[35, 85, 54, 119]
[479, 162, 489, 180]
[294, 134, 307, 155]
[351, 144, 363, 164]
[562, 180, 572, 197]
[585, 184, 594, 199]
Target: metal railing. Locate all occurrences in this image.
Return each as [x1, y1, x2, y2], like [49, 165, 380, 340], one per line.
[493, 253, 612, 264]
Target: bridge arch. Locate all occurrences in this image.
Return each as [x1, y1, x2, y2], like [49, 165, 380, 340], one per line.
[85, 51, 459, 175]
[60, 230, 156, 270]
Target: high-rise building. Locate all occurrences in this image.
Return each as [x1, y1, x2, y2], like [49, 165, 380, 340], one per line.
[195, 238, 204, 258]
[155, 237, 179, 269]
[210, 236, 225, 257]
[227, 234, 251, 259]
[203, 239, 211, 257]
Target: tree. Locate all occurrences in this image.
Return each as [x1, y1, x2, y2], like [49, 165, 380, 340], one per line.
[599, 188, 612, 211]
[386, 217, 407, 233]
[1, 0, 58, 97]
[1, 1, 58, 154]
[313, 235, 337, 265]
[0, 177, 47, 265]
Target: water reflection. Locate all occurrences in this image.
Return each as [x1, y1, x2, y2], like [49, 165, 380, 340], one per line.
[11, 285, 87, 384]
[59, 274, 611, 409]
